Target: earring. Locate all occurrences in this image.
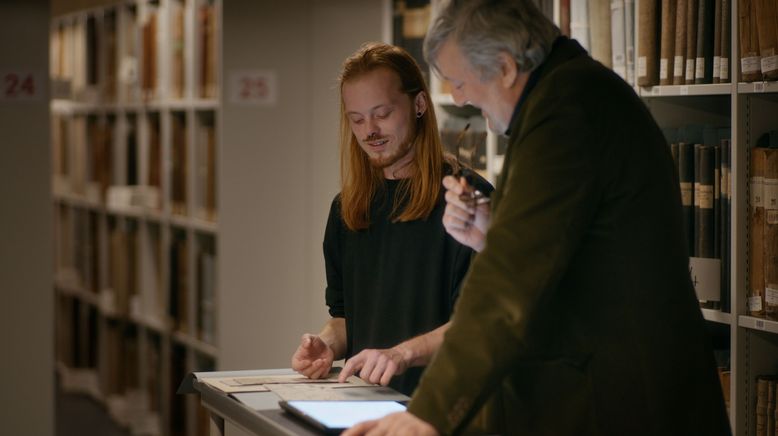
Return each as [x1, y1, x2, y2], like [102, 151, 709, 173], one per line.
[417, 111, 423, 118]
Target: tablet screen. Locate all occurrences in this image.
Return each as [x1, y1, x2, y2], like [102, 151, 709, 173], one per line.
[281, 400, 406, 430]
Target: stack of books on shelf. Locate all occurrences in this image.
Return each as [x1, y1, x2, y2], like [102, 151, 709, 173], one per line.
[637, 0, 731, 87]
[666, 125, 731, 311]
[749, 130, 778, 320]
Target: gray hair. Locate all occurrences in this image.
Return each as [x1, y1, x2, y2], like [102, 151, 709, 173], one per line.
[424, 0, 560, 80]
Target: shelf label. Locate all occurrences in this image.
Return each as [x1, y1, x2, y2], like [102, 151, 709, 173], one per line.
[755, 319, 765, 330]
[680, 85, 689, 95]
[0, 70, 44, 102]
[748, 295, 763, 312]
[754, 82, 765, 93]
[229, 70, 278, 106]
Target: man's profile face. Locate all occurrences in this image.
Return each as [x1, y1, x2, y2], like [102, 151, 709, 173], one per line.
[436, 39, 511, 134]
[342, 68, 416, 172]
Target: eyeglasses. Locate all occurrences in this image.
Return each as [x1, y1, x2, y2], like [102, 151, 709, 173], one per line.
[452, 123, 490, 208]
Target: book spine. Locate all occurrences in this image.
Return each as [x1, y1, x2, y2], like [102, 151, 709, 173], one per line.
[697, 144, 715, 258]
[750, 147, 766, 316]
[674, 0, 689, 84]
[715, 144, 721, 258]
[753, 0, 778, 80]
[660, 0, 677, 84]
[680, 142, 696, 255]
[721, 139, 731, 312]
[611, 0, 627, 79]
[695, 0, 715, 83]
[764, 148, 778, 320]
[720, 0, 731, 82]
[590, 0, 614, 67]
[637, 0, 660, 85]
[625, 0, 636, 84]
[571, 0, 591, 50]
[712, 0, 722, 82]
[686, 0, 699, 83]
[739, 0, 762, 81]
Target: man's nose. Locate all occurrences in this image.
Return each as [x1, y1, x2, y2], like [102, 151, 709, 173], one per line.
[451, 89, 467, 107]
[365, 118, 379, 137]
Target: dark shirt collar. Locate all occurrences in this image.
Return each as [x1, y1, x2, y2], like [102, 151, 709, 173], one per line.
[504, 36, 583, 136]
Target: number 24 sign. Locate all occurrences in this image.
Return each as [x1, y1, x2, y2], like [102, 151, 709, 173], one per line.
[1, 71, 43, 102]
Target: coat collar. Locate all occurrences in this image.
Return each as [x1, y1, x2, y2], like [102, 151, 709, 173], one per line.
[504, 36, 587, 137]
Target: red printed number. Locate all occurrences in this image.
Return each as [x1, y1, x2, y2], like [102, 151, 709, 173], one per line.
[239, 77, 269, 100]
[4, 73, 35, 98]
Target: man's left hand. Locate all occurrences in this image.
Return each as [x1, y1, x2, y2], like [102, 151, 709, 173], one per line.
[342, 412, 438, 436]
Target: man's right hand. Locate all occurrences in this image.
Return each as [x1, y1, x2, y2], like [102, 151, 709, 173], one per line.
[442, 175, 490, 252]
[291, 333, 335, 379]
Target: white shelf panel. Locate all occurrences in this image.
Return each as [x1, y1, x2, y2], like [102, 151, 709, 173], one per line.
[53, 192, 104, 211]
[739, 315, 778, 335]
[56, 362, 103, 401]
[190, 216, 218, 234]
[737, 80, 778, 94]
[639, 83, 732, 97]
[50, 98, 219, 114]
[55, 270, 99, 306]
[701, 308, 733, 325]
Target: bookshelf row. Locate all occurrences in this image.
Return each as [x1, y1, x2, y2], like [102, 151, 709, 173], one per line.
[50, 0, 218, 104]
[54, 202, 217, 347]
[51, 108, 218, 223]
[51, 0, 221, 435]
[55, 294, 214, 436]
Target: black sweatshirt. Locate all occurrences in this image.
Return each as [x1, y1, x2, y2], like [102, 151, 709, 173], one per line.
[324, 169, 492, 395]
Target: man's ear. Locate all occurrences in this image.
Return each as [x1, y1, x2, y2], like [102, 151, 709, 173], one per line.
[414, 91, 428, 116]
[497, 51, 519, 88]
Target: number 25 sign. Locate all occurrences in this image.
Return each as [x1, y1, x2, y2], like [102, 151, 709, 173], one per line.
[1, 70, 43, 102]
[229, 70, 277, 106]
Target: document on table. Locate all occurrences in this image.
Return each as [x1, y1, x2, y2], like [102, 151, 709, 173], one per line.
[201, 373, 369, 394]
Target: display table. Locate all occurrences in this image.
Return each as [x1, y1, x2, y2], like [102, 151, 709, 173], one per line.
[179, 368, 409, 435]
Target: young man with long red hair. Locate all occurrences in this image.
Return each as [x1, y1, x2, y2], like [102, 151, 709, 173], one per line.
[290, 42, 490, 396]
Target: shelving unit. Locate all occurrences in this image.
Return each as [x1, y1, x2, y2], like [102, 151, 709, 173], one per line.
[391, 1, 778, 435]
[50, 1, 220, 435]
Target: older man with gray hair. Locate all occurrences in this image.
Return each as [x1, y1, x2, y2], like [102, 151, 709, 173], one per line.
[345, 0, 731, 435]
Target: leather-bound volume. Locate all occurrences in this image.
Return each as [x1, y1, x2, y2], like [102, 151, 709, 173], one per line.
[673, 0, 688, 84]
[611, 0, 627, 79]
[753, 0, 778, 80]
[721, 138, 731, 312]
[590, 0, 613, 67]
[694, 0, 715, 83]
[686, 0, 699, 83]
[762, 145, 778, 320]
[750, 147, 767, 316]
[712, 0, 722, 82]
[660, 0, 677, 84]
[637, 0, 660, 86]
[679, 142, 696, 255]
[720, 0, 731, 82]
[560, 0, 571, 36]
[142, 11, 157, 100]
[739, 0, 762, 81]
[696, 144, 715, 257]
